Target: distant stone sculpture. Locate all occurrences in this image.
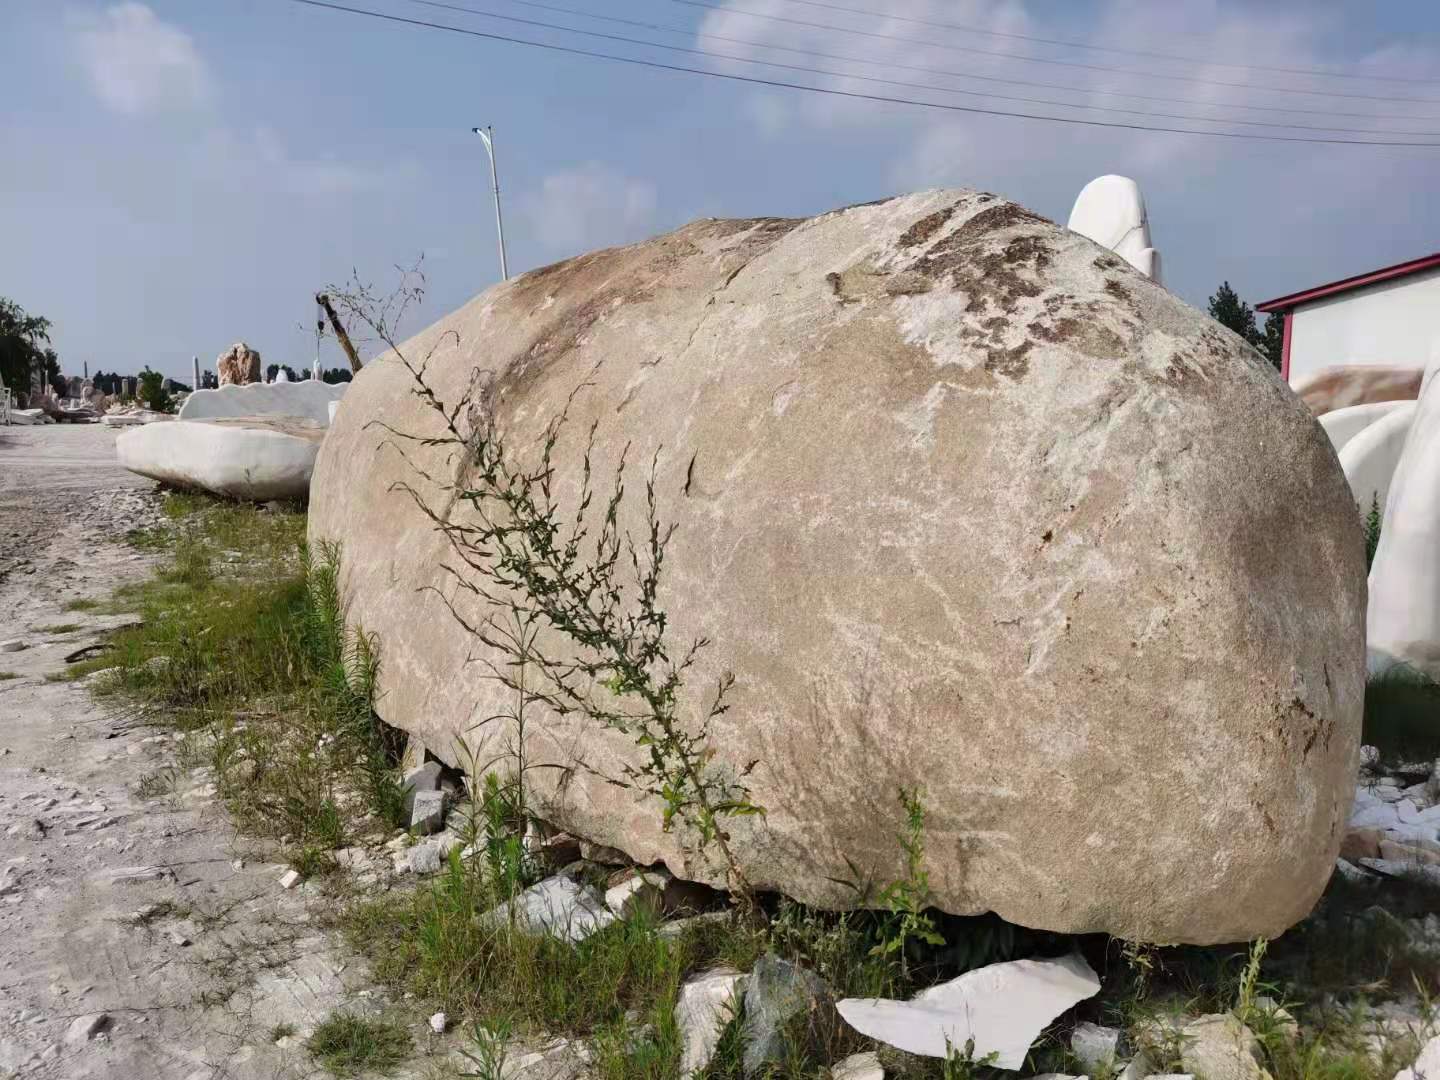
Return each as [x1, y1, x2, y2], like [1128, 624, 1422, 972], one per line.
[1295, 364, 1423, 416]
[217, 342, 263, 386]
[311, 188, 1364, 945]
[273, 367, 291, 384]
[66, 375, 83, 399]
[1319, 400, 1412, 455]
[1066, 175, 1163, 284]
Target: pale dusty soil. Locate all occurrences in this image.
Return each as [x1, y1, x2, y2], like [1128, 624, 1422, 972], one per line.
[0, 425, 438, 1079]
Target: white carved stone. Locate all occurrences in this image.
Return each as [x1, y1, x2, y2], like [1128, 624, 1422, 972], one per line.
[1067, 175, 1162, 284]
[835, 954, 1100, 1067]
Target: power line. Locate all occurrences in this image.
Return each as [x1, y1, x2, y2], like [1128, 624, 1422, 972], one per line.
[670, 0, 1440, 106]
[458, 0, 1440, 124]
[760, 0, 1440, 87]
[403, 0, 1440, 137]
[284, 0, 1440, 147]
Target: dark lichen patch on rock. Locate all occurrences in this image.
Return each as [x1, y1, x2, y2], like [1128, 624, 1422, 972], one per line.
[905, 200, 1055, 316]
[898, 206, 954, 248]
[1029, 315, 1127, 360]
[983, 340, 1034, 380]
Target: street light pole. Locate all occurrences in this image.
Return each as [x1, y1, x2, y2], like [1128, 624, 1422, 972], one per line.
[472, 125, 510, 281]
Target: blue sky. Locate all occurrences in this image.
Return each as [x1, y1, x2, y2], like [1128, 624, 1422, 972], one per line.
[3, 0, 1439, 379]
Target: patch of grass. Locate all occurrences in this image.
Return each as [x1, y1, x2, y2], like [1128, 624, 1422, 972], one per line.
[306, 1012, 411, 1077]
[61, 598, 101, 613]
[32, 622, 82, 635]
[79, 495, 402, 850]
[1363, 665, 1440, 765]
[270, 1021, 297, 1042]
[0, 671, 17, 681]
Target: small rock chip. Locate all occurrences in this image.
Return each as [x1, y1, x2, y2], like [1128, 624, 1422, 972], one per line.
[278, 869, 302, 890]
[408, 843, 443, 875]
[831, 1052, 885, 1080]
[429, 1012, 447, 1034]
[0, 641, 27, 654]
[65, 1013, 109, 1044]
[1072, 1021, 1123, 1073]
[409, 789, 446, 835]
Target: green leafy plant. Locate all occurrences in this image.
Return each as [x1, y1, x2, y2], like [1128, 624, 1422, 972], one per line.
[942, 1036, 999, 1080]
[325, 268, 765, 901]
[871, 788, 945, 978]
[136, 366, 174, 413]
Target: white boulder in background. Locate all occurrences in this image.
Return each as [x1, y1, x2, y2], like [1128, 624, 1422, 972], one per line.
[1067, 175, 1163, 283]
[835, 953, 1100, 1067]
[116, 417, 324, 501]
[179, 380, 347, 427]
[1320, 400, 1413, 456]
[1368, 343, 1440, 678]
[1338, 402, 1417, 519]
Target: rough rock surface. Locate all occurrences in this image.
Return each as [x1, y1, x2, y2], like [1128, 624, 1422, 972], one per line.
[310, 188, 1366, 944]
[216, 341, 263, 386]
[1178, 1015, 1272, 1080]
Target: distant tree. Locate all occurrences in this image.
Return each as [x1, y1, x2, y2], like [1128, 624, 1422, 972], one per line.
[1258, 311, 1285, 371]
[137, 367, 174, 413]
[321, 367, 353, 384]
[0, 297, 54, 395]
[1208, 281, 1259, 344]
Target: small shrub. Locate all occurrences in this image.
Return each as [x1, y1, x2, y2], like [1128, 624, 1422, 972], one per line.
[1364, 664, 1440, 765]
[306, 1012, 410, 1077]
[1363, 495, 1382, 571]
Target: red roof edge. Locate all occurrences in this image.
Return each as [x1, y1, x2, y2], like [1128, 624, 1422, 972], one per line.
[1257, 251, 1440, 312]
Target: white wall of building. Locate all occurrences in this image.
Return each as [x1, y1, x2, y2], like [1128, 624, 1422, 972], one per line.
[1288, 265, 1440, 387]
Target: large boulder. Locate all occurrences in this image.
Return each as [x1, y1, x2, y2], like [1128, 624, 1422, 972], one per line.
[309, 188, 1365, 944]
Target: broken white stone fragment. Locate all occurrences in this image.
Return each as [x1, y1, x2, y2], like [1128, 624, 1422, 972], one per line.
[676, 967, 749, 1078]
[410, 789, 446, 835]
[482, 875, 616, 944]
[1395, 1033, 1440, 1080]
[831, 1051, 885, 1080]
[1179, 1014, 1270, 1080]
[429, 1011, 447, 1034]
[64, 1013, 109, 1044]
[1072, 1022, 1122, 1073]
[835, 953, 1100, 1068]
[278, 869, 302, 889]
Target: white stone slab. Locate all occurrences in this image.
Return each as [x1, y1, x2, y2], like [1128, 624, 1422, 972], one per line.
[836, 953, 1100, 1068]
[178, 380, 347, 427]
[116, 417, 324, 501]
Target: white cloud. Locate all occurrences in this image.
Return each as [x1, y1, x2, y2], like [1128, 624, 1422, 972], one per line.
[69, 2, 211, 116]
[518, 163, 660, 256]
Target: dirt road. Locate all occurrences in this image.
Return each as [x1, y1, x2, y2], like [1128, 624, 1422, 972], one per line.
[0, 425, 413, 1079]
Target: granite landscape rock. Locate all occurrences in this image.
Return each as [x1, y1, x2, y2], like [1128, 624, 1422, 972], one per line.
[310, 188, 1366, 944]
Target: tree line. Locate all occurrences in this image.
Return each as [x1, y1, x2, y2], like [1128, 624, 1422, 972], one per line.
[1207, 282, 1284, 370]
